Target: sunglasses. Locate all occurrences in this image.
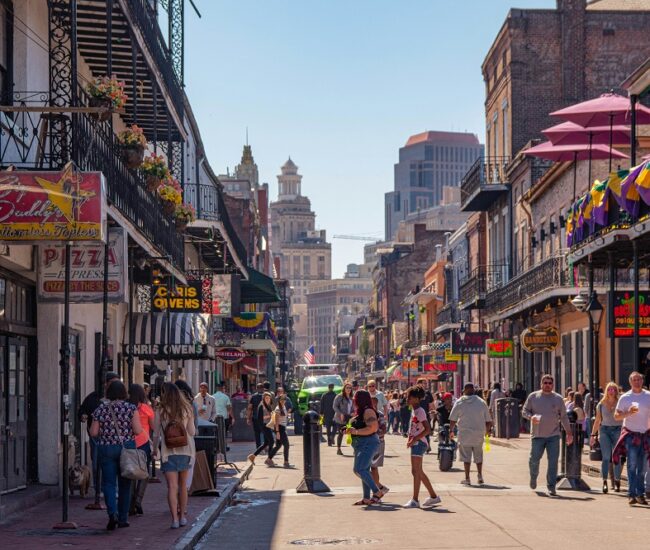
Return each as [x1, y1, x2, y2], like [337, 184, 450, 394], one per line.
[542, 381, 553, 385]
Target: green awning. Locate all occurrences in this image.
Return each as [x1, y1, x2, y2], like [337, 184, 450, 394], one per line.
[240, 268, 280, 304]
[385, 362, 400, 376]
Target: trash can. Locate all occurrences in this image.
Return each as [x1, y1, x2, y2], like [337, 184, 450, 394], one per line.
[194, 419, 218, 483]
[231, 398, 255, 442]
[494, 397, 520, 439]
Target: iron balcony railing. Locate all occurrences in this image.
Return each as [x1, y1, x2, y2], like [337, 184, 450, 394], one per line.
[460, 156, 510, 207]
[459, 263, 509, 308]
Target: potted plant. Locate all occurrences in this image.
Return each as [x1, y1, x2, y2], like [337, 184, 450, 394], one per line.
[117, 125, 147, 168]
[157, 177, 182, 215]
[86, 75, 127, 121]
[174, 203, 196, 231]
[140, 154, 169, 192]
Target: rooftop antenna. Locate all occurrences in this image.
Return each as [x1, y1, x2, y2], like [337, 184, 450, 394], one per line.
[246, 127, 249, 146]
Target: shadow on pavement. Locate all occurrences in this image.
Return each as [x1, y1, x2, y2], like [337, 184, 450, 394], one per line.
[473, 484, 510, 490]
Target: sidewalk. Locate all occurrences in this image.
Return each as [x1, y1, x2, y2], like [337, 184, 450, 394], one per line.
[0, 441, 254, 549]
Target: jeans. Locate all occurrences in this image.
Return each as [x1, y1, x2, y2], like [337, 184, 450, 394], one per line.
[324, 420, 337, 445]
[352, 435, 380, 499]
[252, 422, 263, 449]
[388, 411, 398, 433]
[599, 425, 622, 481]
[625, 435, 646, 497]
[89, 437, 100, 492]
[270, 425, 289, 462]
[254, 427, 275, 457]
[529, 435, 560, 491]
[98, 441, 135, 522]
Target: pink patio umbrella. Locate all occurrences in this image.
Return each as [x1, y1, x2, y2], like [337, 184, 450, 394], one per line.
[524, 141, 628, 203]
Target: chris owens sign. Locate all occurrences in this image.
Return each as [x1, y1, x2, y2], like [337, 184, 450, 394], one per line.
[151, 281, 202, 312]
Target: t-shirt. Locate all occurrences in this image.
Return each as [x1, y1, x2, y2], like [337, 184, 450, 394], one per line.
[371, 391, 388, 413]
[408, 405, 428, 442]
[616, 389, 650, 433]
[522, 391, 571, 438]
[449, 394, 492, 446]
[213, 391, 231, 418]
[249, 392, 263, 424]
[135, 403, 154, 448]
[92, 400, 137, 446]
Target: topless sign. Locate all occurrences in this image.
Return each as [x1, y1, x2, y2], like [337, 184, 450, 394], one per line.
[0, 168, 104, 241]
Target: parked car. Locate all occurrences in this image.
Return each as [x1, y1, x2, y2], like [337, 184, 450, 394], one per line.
[296, 374, 344, 417]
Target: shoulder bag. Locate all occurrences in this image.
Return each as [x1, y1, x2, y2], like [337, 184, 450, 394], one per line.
[109, 404, 149, 480]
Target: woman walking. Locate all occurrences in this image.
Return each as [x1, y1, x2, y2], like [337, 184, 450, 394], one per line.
[591, 382, 623, 493]
[248, 392, 276, 466]
[128, 383, 154, 516]
[389, 392, 400, 434]
[89, 380, 143, 530]
[152, 382, 196, 529]
[334, 382, 354, 455]
[399, 391, 411, 436]
[271, 394, 291, 467]
[345, 389, 387, 506]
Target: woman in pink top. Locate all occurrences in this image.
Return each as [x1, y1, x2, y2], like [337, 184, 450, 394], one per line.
[128, 384, 154, 516]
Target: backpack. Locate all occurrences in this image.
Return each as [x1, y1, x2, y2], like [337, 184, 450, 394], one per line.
[164, 419, 188, 448]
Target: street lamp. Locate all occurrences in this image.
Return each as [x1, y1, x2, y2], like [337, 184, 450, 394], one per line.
[587, 292, 604, 398]
[458, 320, 467, 390]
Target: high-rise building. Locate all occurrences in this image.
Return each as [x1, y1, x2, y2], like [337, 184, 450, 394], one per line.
[384, 131, 483, 241]
[269, 159, 332, 357]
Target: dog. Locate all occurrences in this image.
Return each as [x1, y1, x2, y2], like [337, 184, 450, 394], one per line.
[68, 464, 92, 498]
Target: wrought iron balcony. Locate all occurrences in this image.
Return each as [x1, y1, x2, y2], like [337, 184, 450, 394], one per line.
[460, 156, 510, 211]
[459, 264, 508, 310]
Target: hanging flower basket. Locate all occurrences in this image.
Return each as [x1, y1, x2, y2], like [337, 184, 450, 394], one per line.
[89, 96, 113, 121]
[173, 203, 196, 232]
[145, 174, 162, 192]
[86, 76, 127, 121]
[123, 144, 145, 169]
[141, 154, 170, 193]
[163, 201, 176, 216]
[117, 125, 147, 169]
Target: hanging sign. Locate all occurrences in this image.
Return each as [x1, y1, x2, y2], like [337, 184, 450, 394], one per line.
[151, 281, 202, 312]
[451, 332, 490, 355]
[215, 347, 247, 364]
[0, 167, 105, 241]
[433, 362, 458, 372]
[486, 339, 514, 358]
[521, 326, 559, 352]
[613, 291, 650, 337]
[37, 227, 126, 303]
[445, 349, 462, 362]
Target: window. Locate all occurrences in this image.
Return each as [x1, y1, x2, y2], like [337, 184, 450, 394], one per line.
[0, 1, 12, 102]
[502, 100, 509, 158]
[425, 145, 433, 161]
[303, 255, 311, 276]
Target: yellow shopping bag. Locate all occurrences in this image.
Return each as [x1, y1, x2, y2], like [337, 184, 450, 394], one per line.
[484, 434, 491, 452]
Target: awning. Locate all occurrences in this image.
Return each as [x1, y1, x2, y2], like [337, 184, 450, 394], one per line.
[385, 362, 400, 377]
[240, 268, 280, 304]
[124, 312, 214, 359]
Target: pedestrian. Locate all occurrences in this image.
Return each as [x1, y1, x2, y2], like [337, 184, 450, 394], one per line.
[345, 389, 386, 506]
[511, 383, 526, 405]
[613, 371, 650, 506]
[436, 392, 453, 428]
[522, 374, 573, 496]
[389, 392, 400, 434]
[128, 383, 154, 516]
[248, 392, 276, 466]
[175, 380, 198, 493]
[89, 380, 143, 530]
[399, 391, 411, 436]
[152, 382, 196, 529]
[276, 386, 294, 413]
[571, 392, 586, 428]
[247, 383, 265, 448]
[590, 381, 622, 493]
[417, 378, 434, 451]
[577, 382, 593, 439]
[563, 387, 573, 405]
[213, 381, 235, 434]
[489, 382, 505, 422]
[351, 380, 359, 395]
[367, 379, 388, 418]
[370, 396, 389, 495]
[193, 382, 216, 422]
[333, 382, 354, 455]
[403, 385, 441, 509]
[449, 382, 492, 486]
[232, 386, 248, 400]
[271, 394, 291, 468]
[320, 383, 337, 446]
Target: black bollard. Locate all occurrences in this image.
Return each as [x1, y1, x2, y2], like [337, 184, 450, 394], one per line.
[297, 410, 331, 493]
[557, 411, 590, 491]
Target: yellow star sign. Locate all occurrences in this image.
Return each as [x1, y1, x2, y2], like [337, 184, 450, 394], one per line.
[33, 164, 95, 223]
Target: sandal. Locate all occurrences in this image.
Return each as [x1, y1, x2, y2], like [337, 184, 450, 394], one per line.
[373, 488, 388, 500]
[353, 498, 373, 506]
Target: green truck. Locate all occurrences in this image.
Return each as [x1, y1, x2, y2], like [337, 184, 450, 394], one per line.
[296, 373, 344, 417]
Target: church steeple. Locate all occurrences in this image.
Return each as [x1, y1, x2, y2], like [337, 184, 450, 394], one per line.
[277, 157, 302, 199]
[235, 144, 259, 187]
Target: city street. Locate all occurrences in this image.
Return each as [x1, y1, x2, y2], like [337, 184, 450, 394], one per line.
[199, 433, 645, 550]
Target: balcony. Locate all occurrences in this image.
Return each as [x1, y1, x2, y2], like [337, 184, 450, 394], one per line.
[459, 264, 508, 310]
[460, 156, 510, 211]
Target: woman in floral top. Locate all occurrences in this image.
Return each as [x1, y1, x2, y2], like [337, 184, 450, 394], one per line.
[90, 380, 142, 531]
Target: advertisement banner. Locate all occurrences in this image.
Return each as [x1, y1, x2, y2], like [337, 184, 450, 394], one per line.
[521, 326, 559, 352]
[451, 332, 490, 355]
[0, 167, 105, 241]
[37, 227, 126, 303]
[151, 281, 203, 312]
[486, 339, 514, 358]
[613, 291, 650, 337]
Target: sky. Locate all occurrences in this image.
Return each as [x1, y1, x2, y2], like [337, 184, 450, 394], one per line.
[184, 0, 556, 278]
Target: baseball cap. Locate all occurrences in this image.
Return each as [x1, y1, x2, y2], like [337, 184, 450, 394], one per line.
[464, 381, 475, 389]
[442, 392, 453, 400]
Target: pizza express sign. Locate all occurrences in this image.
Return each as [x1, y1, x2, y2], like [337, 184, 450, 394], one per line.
[521, 327, 559, 353]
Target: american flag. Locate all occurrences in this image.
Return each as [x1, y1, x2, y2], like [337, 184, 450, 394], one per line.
[303, 345, 315, 365]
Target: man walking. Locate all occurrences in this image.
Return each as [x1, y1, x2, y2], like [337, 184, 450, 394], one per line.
[449, 382, 492, 485]
[320, 383, 337, 446]
[213, 381, 235, 432]
[194, 382, 217, 422]
[522, 374, 573, 496]
[577, 382, 593, 439]
[367, 379, 388, 418]
[614, 371, 650, 506]
[247, 382, 265, 448]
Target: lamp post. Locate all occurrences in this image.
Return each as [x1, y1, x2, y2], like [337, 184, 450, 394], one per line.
[458, 320, 467, 391]
[586, 292, 604, 399]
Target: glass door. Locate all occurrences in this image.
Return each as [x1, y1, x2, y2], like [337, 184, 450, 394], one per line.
[6, 337, 27, 492]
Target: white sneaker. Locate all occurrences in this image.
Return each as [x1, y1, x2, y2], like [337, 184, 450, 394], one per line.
[403, 498, 420, 508]
[422, 496, 442, 508]
[477, 475, 484, 485]
[460, 478, 471, 486]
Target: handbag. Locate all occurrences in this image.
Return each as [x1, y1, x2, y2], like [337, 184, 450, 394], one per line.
[589, 434, 603, 462]
[109, 404, 149, 480]
[266, 411, 277, 430]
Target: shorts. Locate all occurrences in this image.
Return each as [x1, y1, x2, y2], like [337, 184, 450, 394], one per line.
[411, 440, 428, 457]
[161, 454, 191, 473]
[372, 439, 385, 468]
[458, 444, 483, 464]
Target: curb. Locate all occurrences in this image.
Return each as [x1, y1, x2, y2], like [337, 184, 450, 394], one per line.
[173, 463, 253, 550]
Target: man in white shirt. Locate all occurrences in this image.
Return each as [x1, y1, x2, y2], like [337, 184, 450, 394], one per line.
[615, 371, 650, 506]
[194, 382, 216, 422]
[213, 381, 235, 434]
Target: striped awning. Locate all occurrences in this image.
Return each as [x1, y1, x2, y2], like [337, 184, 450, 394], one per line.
[124, 312, 214, 359]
